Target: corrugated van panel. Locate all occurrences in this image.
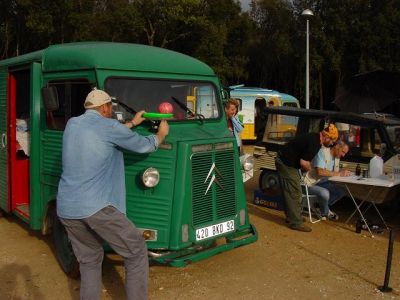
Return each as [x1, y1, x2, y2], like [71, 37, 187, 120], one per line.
[0, 69, 8, 212]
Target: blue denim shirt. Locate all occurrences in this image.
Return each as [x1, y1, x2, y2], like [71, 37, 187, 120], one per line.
[231, 115, 243, 147]
[57, 110, 159, 219]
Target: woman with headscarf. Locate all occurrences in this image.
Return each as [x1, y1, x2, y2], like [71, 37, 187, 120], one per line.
[225, 98, 244, 154]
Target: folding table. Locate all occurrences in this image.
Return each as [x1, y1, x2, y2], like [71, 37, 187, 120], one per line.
[329, 175, 400, 237]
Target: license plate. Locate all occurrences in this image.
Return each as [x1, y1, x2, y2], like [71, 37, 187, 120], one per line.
[195, 220, 235, 241]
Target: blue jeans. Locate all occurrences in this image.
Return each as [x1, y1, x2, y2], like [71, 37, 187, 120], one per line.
[307, 179, 346, 215]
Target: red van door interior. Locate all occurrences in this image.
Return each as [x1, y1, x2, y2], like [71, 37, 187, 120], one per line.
[8, 70, 30, 219]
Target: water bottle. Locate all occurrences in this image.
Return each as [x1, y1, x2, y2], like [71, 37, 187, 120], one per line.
[369, 155, 383, 178]
[392, 154, 400, 180]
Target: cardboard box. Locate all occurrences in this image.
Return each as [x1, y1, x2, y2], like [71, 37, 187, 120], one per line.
[253, 189, 284, 211]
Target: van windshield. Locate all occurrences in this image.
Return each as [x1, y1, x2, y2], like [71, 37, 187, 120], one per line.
[385, 125, 400, 151]
[105, 78, 219, 121]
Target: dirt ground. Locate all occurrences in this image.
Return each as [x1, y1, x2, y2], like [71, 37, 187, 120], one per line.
[1, 149, 400, 299]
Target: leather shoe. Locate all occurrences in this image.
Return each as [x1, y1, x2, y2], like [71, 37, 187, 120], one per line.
[285, 217, 306, 223]
[289, 224, 312, 232]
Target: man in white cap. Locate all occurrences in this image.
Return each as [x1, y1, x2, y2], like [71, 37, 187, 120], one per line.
[57, 88, 169, 300]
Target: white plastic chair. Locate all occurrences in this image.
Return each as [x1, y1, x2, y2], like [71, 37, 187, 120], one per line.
[299, 170, 321, 224]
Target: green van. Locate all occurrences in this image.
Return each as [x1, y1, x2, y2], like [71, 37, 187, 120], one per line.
[0, 42, 257, 276]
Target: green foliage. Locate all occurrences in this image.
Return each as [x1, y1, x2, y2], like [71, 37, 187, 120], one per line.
[291, 0, 400, 108]
[1, 0, 400, 109]
[248, 0, 299, 92]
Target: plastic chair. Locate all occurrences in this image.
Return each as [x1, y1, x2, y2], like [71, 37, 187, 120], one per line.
[299, 170, 321, 224]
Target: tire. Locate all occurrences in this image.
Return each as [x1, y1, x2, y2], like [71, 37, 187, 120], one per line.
[52, 212, 80, 278]
[258, 169, 282, 197]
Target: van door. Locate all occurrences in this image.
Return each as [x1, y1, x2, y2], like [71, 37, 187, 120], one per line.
[9, 69, 31, 219]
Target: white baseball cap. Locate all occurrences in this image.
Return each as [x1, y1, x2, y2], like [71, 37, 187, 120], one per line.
[84, 88, 112, 109]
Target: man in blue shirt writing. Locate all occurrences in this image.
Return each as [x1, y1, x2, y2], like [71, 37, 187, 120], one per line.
[57, 89, 169, 300]
[305, 141, 351, 220]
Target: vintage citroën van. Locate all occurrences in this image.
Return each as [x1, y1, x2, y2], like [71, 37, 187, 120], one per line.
[0, 42, 257, 276]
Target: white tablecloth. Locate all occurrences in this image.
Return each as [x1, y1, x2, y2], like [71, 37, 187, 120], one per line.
[329, 175, 400, 204]
[329, 175, 400, 187]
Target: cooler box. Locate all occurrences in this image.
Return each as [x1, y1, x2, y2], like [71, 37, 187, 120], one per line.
[253, 189, 284, 211]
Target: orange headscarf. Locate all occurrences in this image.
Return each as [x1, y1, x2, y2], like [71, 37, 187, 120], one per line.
[322, 123, 339, 142]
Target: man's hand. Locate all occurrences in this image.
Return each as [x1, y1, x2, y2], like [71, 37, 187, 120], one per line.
[299, 159, 311, 171]
[126, 110, 147, 128]
[156, 120, 169, 144]
[131, 110, 146, 126]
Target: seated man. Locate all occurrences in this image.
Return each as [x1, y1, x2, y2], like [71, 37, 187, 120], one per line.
[304, 141, 351, 220]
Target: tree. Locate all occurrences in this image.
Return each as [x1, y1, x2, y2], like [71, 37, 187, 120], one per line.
[292, 0, 400, 109]
[128, 0, 203, 47]
[192, 0, 253, 84]
[248, 0, 299, 94]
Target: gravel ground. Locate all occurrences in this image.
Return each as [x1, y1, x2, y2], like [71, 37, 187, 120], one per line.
[1, 146, 400, 299]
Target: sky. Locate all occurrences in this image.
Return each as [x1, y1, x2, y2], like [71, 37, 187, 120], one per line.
[239, 0, 251, 12]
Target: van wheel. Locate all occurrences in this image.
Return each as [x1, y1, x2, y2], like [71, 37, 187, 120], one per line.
[259, 170, 282, 196]
[53, 213, 80, 278]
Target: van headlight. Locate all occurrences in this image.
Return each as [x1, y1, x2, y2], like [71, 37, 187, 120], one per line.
[240, 154, 254, 171]
[142, 167, 160, 187]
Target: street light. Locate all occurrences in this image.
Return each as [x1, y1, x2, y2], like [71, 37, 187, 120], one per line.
[302, 9, 314, 109]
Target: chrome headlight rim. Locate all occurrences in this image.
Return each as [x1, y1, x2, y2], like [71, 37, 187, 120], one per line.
[142, 167, 160, 188]
[240, 154, 254, 172]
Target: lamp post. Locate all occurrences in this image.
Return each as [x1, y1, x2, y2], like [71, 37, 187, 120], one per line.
[302, 9, 314, 109]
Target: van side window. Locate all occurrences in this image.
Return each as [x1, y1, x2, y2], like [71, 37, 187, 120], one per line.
[254, 98, 266, 139]
[386, 125, 400, 150]
[282, 102, 298, 108]
[46, 80, 92, 130]
[336, 122, 382, 159]
[261, 112, 299, 144]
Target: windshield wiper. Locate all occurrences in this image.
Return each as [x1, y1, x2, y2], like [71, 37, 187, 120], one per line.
[111, 97, 157, 128]
[112, 98, 137, 115]
[171, 96, 204, 124]
[171, 96, 195, 118]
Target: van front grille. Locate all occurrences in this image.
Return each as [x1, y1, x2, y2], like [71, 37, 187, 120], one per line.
[191, 148, 237, 226]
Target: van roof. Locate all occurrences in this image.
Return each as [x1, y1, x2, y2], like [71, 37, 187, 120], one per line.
[229, 86, 277, 94]
[229, 86, 298, 102]
[0, 42, 215, 76]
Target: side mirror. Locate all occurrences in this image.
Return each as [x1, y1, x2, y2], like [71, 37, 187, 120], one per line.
[221, 88, 230, 101]
[41, 86, 59, 111]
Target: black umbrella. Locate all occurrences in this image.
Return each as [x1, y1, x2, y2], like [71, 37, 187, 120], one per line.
[333, 70, 400, 113]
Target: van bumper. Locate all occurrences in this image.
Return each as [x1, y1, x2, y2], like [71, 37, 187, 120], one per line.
[149, 224, 258, 267]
